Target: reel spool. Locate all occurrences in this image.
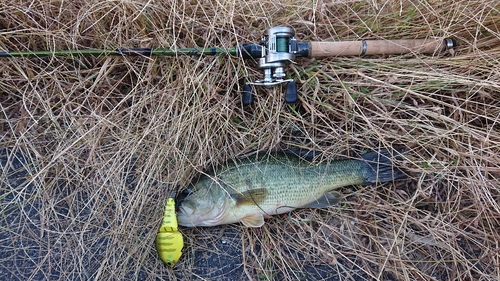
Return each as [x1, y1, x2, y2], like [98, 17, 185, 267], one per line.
[242, 26, 299, 106]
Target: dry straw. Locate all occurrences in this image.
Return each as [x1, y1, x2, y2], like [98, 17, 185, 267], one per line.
[1, 0, 499, 280]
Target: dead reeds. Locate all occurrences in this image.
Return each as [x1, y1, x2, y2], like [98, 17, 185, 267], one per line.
[1, 0, 499, 280]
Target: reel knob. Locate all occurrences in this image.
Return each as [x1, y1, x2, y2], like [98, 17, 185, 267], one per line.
[242, 84, 254, 106]
[285, 81, 297, 103]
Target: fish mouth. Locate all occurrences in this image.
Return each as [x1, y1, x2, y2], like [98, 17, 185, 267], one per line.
[177, 205, 190, 216]
[176, 205, 194, 227]
[175, 188, 192, 209]
[176, 200, 228, 227]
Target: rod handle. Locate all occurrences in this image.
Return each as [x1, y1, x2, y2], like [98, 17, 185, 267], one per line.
[309, 38, 455, 57]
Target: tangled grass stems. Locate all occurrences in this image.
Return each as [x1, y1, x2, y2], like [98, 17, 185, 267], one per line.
[1, 0, 500, 280]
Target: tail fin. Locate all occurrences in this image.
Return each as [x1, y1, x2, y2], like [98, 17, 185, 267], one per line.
[360, 148, 406, 184]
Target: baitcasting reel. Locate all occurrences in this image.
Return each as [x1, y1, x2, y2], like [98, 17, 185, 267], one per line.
[240, 27, 305, 106]
[238, 26, 456, 106]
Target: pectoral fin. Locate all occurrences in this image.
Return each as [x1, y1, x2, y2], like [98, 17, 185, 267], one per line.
[302, 191, 342, 209]
[241, 214, 265, 227]
[231, 188, 268, 206]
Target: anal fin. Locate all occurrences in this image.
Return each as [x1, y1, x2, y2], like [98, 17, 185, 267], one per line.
[302, 191, 342, 209]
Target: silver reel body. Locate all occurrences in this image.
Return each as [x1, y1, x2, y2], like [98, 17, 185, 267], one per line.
[242, 26, 299, 105]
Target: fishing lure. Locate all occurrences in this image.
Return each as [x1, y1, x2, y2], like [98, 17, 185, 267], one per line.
[156, 197, 184, 267]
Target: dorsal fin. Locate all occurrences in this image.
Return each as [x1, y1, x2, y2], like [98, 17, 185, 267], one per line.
[359, 148, 406, 184]
[283, 147, 322, 161]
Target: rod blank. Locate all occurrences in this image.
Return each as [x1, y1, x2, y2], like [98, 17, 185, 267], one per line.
[0, 47, 237, 58]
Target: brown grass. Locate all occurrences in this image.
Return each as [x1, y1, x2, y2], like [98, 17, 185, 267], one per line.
[1, 0, 499, 280]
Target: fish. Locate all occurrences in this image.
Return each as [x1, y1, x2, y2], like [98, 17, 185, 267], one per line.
[176, 148, 405, 227]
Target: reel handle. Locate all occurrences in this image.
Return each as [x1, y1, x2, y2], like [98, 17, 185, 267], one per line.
[309, 38, 456, 57]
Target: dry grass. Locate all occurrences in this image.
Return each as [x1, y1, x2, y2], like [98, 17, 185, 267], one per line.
[1, 0, 499, 280]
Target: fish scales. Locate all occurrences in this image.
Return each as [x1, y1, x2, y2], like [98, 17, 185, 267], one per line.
[176, 148, 405, 227]
[219, 155, 364, 208]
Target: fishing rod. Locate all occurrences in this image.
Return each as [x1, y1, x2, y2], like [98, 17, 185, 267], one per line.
[1, 26, 456, 105]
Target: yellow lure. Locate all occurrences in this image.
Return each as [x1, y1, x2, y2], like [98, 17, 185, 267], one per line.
[156, 197, 183, 267]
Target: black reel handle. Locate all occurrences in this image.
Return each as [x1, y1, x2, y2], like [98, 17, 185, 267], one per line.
[242, 81, 297, 106]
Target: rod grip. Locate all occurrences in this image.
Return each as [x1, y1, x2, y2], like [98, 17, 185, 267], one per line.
[309, 38, 453, 57]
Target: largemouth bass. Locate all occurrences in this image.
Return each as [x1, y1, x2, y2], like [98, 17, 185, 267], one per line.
[176, 148, 405, 227]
